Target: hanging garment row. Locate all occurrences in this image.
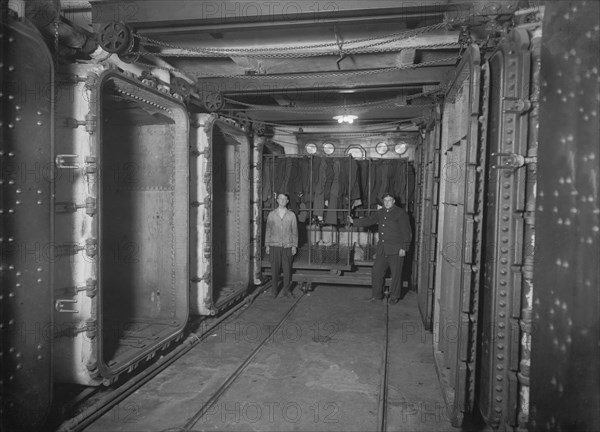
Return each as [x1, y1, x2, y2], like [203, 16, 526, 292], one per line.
[262, 156, 415, 225]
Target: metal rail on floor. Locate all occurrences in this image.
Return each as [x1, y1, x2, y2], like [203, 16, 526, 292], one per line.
[56, 284, 269, 432]
[171, 292, 306, 432]
[377, 299, 390, 432]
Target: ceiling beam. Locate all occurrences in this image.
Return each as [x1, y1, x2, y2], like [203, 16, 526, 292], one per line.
[194, 66, 455, 97]
[91, 1, 472, 30]
[170, 52, 458, 77]
[132, 12, 447, 35]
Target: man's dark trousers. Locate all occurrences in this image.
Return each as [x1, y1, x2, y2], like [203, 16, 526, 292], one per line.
[269, 246, 293, 295]
[371, 243, 405, 300]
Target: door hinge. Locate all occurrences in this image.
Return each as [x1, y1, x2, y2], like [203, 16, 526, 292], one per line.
[64, 113, 97, 133]
[503, 97, 532, 114]
[56, 197, 97, 216]
[491, 153, 537, 170]
[57, 238, 98, 258]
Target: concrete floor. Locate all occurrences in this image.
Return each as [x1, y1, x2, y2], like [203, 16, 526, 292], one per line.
[85, 285, 454, 432]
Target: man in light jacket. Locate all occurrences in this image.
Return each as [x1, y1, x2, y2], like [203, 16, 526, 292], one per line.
[265, 193, 298, 298]
[348, 192, 412, 304]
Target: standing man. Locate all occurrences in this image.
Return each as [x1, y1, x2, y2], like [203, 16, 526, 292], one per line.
[348, 193, 412, 304]
[265, 193, 298, 298]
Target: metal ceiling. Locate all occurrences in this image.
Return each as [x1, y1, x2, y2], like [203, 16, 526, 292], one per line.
[86, 0, 520, 130]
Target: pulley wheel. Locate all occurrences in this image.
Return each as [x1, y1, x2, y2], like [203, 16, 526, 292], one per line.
[235, 112, 250, 130]
[118, 51, 140, 64]
[172, 77, 192, 98]
[254, 121, 267, 136]
[202, 91, 224, 112]
[99, 22, 133, 54]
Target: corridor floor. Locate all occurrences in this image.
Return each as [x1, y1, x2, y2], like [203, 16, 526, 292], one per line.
[85, 285, 454, 432]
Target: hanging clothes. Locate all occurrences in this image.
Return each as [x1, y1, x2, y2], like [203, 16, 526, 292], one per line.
[391, 159, 407, 204]
[357, 160, 370, 206]
[287, 158, 300, 213]
[273, 157, 286, 195]
[323, 158, 335, 206]
[349, 158, 360, 201]
[313, 157, 327, 218]
[375, 160, 390, 205]
[300, 157, 311, 199]
[406, 162, 416, 208]
[325, 159, 341, 225]
[369, 160, 381, 207]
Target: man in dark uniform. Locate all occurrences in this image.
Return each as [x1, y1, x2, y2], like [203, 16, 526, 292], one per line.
[347, 193, 412, 304]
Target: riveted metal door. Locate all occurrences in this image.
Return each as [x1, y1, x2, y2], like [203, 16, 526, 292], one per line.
[0, 18, 54, 432]
[416, 119, 441, 330]
[478, 27, 540, 430]
[434, 44, 486, 426]
[531, 2, 600, 430]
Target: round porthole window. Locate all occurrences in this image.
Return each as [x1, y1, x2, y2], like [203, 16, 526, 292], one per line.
[375, 142, 388, 155]
[323, 142, 335, 155]
[305, 143, 317, 154]
[394, 142, 408, 155]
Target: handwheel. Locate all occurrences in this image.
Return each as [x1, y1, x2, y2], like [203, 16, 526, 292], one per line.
[202, 91, 224, 112]
[99, 22, 133, 54]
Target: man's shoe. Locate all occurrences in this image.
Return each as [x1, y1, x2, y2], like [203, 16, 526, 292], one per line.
[364, 296, 382, 302]
[388, 297, 400, 305]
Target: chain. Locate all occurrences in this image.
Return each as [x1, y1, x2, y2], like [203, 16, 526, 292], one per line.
[134, 22, 451, 59]
[53, 1, 60, 65]
[147, 41, 459, 59]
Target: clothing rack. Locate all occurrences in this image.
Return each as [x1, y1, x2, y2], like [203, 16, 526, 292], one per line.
[261, 154, 415, 270]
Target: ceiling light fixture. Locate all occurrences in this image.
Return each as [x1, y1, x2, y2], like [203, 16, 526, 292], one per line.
[333, 114, 358, 124]
[334, 96, 358, 124]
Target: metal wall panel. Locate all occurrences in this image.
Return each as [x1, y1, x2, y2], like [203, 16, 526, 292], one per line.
[478, 26, 540, 430]
[531, 2, 600, 430]
[0, 18, 54, 432]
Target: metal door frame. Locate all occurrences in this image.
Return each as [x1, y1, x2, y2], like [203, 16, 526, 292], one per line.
[433, 44, 484, 426]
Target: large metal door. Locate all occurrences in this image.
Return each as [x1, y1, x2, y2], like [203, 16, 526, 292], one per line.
[478, 26, 540, 430]
[434, 44, 486, 426]
[416, 119, 441, 329]
[1, 17, 54, 432]
[531, 2, 600, 430]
